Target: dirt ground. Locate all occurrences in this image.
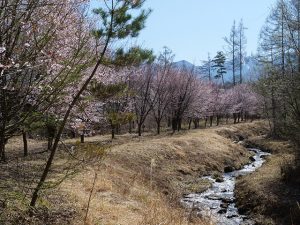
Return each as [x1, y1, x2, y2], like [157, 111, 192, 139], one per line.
[0, 120, 269, 225]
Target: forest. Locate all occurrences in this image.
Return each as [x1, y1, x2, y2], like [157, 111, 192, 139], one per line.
[0, 0, 299, 225]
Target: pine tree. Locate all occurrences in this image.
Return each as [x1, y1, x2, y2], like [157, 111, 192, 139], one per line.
[212, 51, 227, 86]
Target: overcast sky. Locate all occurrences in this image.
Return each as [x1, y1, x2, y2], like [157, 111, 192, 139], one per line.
[136, 0, 275, 64]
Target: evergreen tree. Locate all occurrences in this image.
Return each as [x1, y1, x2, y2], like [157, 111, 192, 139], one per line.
[212, 51, 227, 86]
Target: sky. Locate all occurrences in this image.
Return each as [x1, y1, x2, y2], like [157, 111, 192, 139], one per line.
[135, 0, 276, 64]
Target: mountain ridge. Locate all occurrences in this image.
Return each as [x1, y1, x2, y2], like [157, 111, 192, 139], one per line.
[172, 56, 260, 82]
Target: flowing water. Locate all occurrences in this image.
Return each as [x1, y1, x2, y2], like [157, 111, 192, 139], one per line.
[182, 148, 271, 225]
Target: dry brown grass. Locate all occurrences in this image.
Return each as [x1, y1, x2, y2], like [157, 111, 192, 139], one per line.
[62, 166, 212, 225]
[1, 121, 269, 225]
[235, 137, 300, 225]
[58, 121, 268, 225]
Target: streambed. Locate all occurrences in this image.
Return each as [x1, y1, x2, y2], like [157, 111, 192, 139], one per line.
[182, 148, 271, 225]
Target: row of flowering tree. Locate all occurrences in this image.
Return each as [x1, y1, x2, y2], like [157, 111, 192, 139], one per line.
[71, 47, 263, 139]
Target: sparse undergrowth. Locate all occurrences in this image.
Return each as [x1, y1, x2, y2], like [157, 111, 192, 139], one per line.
[1, 121, 270, 225]
[0, 140, 106, 225]
[235, 137, 300, 225]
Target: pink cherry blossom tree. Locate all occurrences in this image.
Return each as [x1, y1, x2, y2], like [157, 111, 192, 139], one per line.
[151, 47, 176, 134]
[0, 0, 93, 161]
[30, 0, 152, 207]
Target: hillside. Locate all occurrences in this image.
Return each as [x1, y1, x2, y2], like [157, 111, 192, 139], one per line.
[0, 121, 269, 225]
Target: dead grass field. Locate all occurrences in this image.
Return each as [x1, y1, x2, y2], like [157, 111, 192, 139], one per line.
[0, 121, 269, 225]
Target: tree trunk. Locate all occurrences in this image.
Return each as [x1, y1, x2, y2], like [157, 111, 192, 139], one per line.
[0, 138, 6, 162]
[222, 74, 225, 87]
[47, 137, 53, 151]
[80, 134, 85, 143]
[156, 120, 161, 135]
[216, 115, 220, 126]
[172, 117, 177, 132]
[239, 23, 243, 84]
[46, 124, 56, 151]
[204, 118, 207, 128]
[71, 130, 76, 138]
[188, 118, 192, 130]
[138, 123, 142, 136]
[233, 28, 236, 86]
[0, 71, 7, 163]
[111, 125, 115, 139]
[177, 118, 182, 131]
[233, 113, 237, 124]
[129, 121, 132, 134]
[209, 116, 213, 127]
[271, 88, 278, 137]
[23, 131, 28, 157]
[116, 124, 120, 134]
[167, 117, 171, 127]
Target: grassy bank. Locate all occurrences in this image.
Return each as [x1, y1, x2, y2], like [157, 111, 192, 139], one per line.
[235, 136, 300, 225]
[1, 121, 268, 225]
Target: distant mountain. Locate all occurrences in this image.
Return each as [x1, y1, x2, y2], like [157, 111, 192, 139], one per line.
[172, 55, 260, 82]
[222, 56, 261, 82]
[172, 60, 202, 77]
[172, 60, 196, 70]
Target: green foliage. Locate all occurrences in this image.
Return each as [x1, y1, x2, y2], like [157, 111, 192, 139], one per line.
[112, 47, 155, 67]
[212, 51, 226, 79]
[23, 112, 45, 132]
[90, 82, 128, 99]
[21, 112, 59, 140]
[92, 0, 151, 40]
[90, 81, 134, 129]
[91, 0, 153, 69]
[255, 66, 300, 146]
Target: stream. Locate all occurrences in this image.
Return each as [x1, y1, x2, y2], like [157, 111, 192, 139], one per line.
[182, 148, 271, 225]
